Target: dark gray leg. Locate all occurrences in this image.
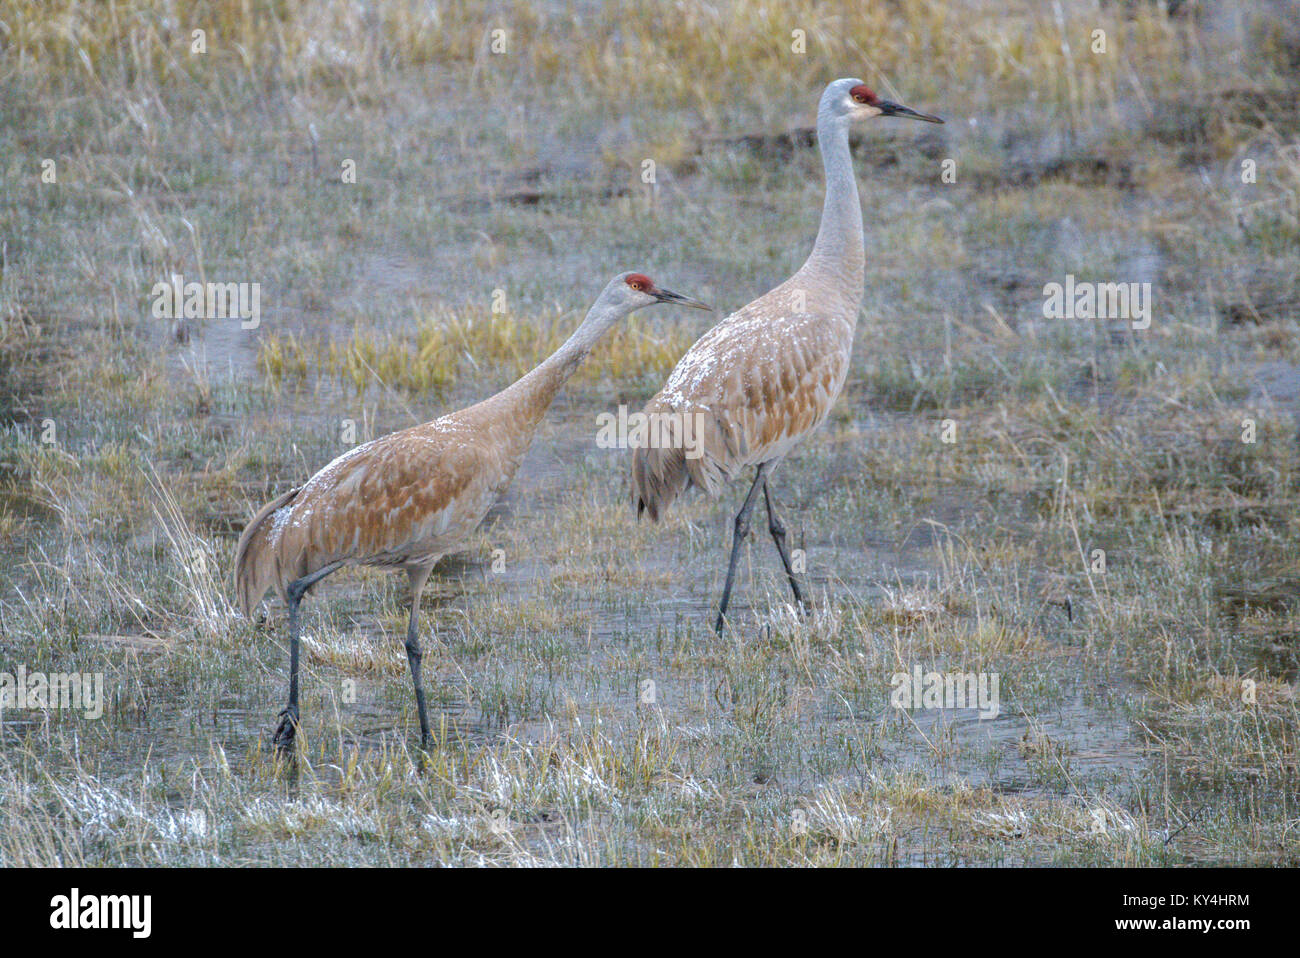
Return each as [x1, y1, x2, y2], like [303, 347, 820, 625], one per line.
[405, 566, 433, 749]
[763, 478, 810, 614]
[273, 560, 344, 752]
[716, 463, 771, 635]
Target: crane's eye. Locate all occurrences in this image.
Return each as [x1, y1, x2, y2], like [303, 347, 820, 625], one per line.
[625, 274, 652, 292]
[850, 85, 875, 104]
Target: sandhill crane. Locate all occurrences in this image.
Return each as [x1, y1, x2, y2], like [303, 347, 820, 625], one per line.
[236, 273, 709, 749]
[631, 78, 942, 634]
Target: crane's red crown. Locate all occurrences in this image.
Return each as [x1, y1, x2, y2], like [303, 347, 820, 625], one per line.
[849, 84, 879, 105]
[625, 273, 653, 292]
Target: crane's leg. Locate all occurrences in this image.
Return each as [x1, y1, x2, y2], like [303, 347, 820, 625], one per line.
[716, 463, 770, 635]
[763, 478, 810, 614]
[273, 560, 344, 752]
[404, 566, 434, 750]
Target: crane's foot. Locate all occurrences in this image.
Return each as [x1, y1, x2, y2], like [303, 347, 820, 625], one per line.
[412, 733, 432, 772]
[272, 705, 299, 751]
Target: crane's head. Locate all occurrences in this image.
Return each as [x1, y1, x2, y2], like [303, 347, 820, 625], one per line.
[599, 272, 712, 315]
[821, 77, 944, 125]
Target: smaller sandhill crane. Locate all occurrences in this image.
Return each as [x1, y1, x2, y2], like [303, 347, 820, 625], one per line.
[235, 273, 710, 750]
[631, 78, 942, 633]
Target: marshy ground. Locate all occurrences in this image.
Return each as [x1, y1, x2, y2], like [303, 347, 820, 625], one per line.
[1, 0, 1298, 865]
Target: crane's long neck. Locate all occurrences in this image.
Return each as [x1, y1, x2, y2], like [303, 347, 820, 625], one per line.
[805, 113, 865, 301]
[485, 301, 622, 435]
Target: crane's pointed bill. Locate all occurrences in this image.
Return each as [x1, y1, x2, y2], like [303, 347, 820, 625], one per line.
[879, 101, 944, 124]
[653, 288, 712, 310]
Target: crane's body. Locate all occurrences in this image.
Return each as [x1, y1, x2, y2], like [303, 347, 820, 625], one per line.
[632, 267, 862, 512]
[236, 273, 708, 749]
[238, 357, 574, 609]
[632, 78, 942, 632]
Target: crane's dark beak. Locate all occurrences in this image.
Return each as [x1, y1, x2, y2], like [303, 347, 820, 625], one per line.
[879, 100, 944, 124]
[653, 287, 712, 310]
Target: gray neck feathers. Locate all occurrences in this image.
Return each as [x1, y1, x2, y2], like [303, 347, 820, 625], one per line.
[557, 297, 621, 365]
[808, 111, 865, 277]
[511, 297, 622, 407]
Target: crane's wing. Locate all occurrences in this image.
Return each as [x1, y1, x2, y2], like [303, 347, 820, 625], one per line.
[234, 421, 497, 613]
[632, 303, 851, 520]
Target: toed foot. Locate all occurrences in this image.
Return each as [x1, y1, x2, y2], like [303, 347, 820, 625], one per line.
[273, 705, 299, 751]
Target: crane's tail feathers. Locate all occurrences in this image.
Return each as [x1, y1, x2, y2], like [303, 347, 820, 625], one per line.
[630, 403, 736, 521]
[631, 443, 689, 522]
[233, 487, 300, 618]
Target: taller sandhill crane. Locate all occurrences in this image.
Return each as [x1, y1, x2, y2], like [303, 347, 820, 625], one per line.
[236, 273, 709, 749]
[631, 78, 942, 634]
